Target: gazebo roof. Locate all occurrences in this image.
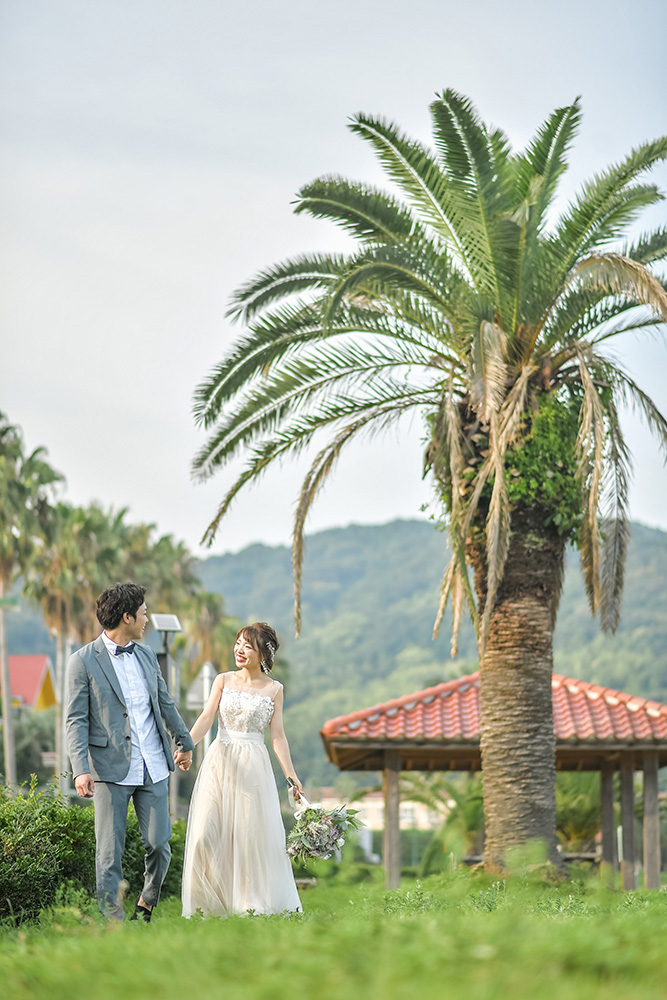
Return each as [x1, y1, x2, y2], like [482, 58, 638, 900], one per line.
[320, 671, 667, 772]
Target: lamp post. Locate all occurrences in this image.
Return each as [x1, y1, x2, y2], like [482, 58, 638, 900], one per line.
[151, 613, 182, 821]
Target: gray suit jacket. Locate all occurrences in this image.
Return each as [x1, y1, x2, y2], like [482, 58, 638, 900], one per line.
[65, 634, 194, 782]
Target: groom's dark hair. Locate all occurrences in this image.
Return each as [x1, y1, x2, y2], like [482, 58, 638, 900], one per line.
[97, 582, 147, 630]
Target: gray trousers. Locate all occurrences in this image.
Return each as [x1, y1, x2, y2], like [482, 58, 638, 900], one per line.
[93, 771, 171, 920]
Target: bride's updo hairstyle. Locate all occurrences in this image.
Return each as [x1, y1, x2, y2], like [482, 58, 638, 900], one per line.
[237, 622, 279, 675]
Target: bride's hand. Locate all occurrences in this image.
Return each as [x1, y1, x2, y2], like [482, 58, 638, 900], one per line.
[174, 749, 192, 771]
[291, 778, 304, 801]
[287, 776, 304, 805]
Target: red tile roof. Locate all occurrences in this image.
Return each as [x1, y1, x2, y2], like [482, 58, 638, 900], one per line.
[321, 672, 667, 744]
[9, 655, 55, 707]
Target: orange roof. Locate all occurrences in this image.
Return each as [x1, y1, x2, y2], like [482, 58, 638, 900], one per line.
[321, 671, 667, 744]
[8, 656, 57, 709]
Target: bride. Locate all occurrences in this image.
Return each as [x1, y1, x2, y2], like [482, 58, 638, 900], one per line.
[180, 622, 304, 917]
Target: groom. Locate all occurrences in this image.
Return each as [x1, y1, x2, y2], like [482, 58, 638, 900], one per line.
[65, 582, 194, 922]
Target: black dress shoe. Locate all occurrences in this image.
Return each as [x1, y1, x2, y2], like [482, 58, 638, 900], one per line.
[130, 897, 153, 923]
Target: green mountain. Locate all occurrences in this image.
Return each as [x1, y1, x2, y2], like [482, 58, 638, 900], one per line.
[199, 519, 667, 784]
[7, 519, 667, 786]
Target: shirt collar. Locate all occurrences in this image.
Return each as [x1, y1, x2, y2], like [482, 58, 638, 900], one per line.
[101, 631, 135, 657]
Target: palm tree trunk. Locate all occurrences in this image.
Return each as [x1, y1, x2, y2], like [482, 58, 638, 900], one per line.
[0, 584, 17, 786]
[469, 506, 565, 871]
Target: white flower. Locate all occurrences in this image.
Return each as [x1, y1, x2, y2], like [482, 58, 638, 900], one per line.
[337, 837, 345, 847]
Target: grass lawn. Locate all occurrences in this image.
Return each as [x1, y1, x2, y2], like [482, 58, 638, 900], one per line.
[2, 870, 667, 1000]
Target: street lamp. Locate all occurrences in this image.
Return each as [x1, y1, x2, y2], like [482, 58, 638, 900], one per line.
[150, 613, 182, 821]
[151, 613, 182, 691]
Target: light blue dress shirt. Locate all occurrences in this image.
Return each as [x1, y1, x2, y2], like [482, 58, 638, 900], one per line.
[101, 632, 169, 785]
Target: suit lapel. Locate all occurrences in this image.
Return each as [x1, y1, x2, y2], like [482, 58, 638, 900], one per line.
[93, 635, 126, 706]
[134, 643, 158, 701]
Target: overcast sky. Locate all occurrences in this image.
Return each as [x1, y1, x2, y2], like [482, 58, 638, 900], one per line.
[1, 0, 666, 557]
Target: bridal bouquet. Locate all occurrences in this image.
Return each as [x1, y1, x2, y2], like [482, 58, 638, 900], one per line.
[286, 780, 362, 865]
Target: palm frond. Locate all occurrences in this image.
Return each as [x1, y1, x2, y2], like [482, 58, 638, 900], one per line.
[470, 321, 508, 423]
[432, 554, 456, 643]
[200, 392, 432, 545]
[226, 252, 346, 322]
[323, 240, 458, 325]
[599, 398, 631, 634]
[194, 362, 438, 482]
[295, 176, 425, 244]
[574, 348, 606, 614]
[291, 409, 411, 634]
[573, 253, 667, 321]
[516, 99, 581, 219]
[590, 309, 666, 346]
[554, 136, 667, 266]
[194, 301, 322, 428]
[430, 89, 519, 313]
[479, 411, 511, 649]
[449, 568, 466, 658]
[348, 113, 474, 278]
[623, 225, 667, 265]
[430, 380, 480, 644]
[611, 369, 667, 456]
[194, 295, 453, 431]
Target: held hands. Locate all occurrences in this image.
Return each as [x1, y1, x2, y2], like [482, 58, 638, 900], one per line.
[174, 749, 193, 772]
[75, 773, 95, 798]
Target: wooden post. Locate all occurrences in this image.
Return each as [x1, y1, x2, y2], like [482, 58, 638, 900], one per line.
[620, 757, 636, 890]
[383, 748, 401, 890]
[600, 761, 617, 882]
[643, 751, 661, 890]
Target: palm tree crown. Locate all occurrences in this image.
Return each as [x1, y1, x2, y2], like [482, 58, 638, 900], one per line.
[194, 91, 667, 647]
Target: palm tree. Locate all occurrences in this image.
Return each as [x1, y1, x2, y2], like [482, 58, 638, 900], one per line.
[193, 91, 667, 868]
[0, 413, 62, 784]
[142, 534, 200, 613]
[174, 591, 238, 684]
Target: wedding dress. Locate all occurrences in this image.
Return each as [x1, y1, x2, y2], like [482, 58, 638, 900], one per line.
[181, 679, 301, 917]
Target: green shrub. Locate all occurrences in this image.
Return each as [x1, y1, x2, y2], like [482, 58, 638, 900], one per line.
[0, 778, 96, 922]
[0, 777, 187, 924]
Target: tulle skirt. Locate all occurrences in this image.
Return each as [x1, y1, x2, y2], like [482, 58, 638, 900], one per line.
[181, 729, 301, 917]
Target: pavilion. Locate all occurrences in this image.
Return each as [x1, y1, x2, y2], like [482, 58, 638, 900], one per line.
[321, 671, 667, 890]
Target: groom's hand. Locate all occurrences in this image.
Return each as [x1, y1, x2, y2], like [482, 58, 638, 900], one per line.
[75, 773, 95, 797]
[174, 750, 193, 772]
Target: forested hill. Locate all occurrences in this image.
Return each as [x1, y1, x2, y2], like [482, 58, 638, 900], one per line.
[199, 519, 667, 783]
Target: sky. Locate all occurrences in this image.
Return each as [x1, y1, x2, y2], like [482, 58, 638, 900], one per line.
[1, 0, 666, 557]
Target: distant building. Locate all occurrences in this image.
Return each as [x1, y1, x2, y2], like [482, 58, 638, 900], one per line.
[316, 787, 446, 831]
[8, 655, 57, 710]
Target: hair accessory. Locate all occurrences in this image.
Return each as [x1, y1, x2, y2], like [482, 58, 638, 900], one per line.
[261, 639, 276, 674]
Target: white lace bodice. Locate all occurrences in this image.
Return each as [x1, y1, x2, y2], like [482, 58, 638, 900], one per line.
[218, 687, 275, 735]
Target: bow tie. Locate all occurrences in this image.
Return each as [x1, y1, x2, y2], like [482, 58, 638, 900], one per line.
[114, 643, 136, 656]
